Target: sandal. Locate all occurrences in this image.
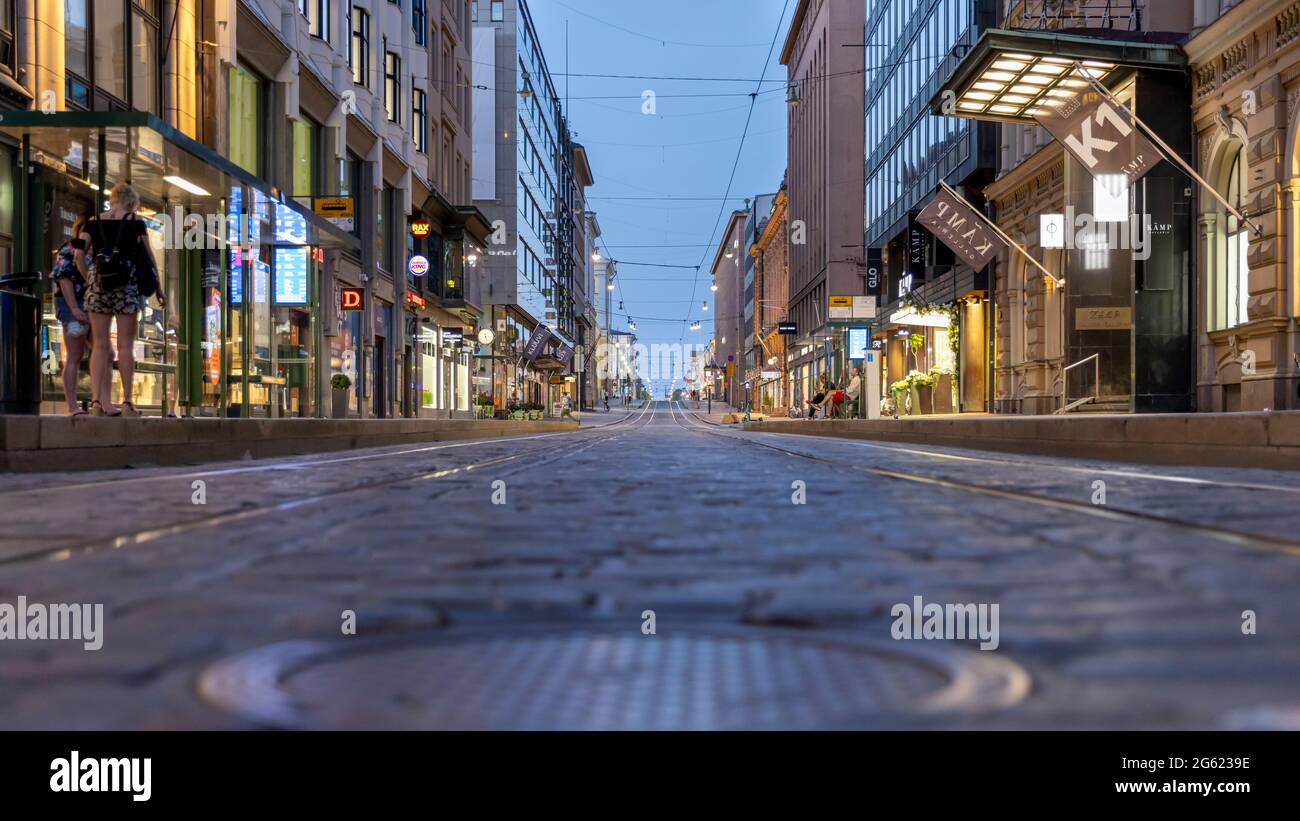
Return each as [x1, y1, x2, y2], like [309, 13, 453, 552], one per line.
[69, 410, 88, 418]
[90, 400, 106, 417]
[121, 402, 140, 418]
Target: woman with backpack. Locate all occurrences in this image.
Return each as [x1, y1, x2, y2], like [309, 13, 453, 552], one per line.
[52, 213, 94, 416]
[74, 182, 165, 417]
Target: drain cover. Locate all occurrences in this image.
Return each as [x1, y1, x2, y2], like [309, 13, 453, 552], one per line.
[198, 624, 1029, 730]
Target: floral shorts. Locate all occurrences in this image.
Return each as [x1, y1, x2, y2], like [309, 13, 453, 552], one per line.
[86, 278, 144, 315]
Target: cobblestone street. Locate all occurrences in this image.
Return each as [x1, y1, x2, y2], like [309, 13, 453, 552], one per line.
[1, 401, 1299, 730]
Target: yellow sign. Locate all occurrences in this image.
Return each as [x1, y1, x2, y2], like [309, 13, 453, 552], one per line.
[313, 197, 355, 218]
[1075, 307, 1132, 331]
[828, 295, 853, 308]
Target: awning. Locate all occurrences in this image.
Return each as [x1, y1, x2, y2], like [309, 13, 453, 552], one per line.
[0, 110, 359, 251]
[930, 28, 1187, 125]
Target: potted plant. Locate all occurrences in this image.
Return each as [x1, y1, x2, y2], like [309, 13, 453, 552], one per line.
[330, 373, 352, 418]
[528, 403, 544, 421]
[889, 378, 911, 416]
[907, 369, 937, 415]
[473, 394, 495, 420]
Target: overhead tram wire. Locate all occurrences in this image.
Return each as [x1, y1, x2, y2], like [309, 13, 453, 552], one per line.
[680, 0, 793, 342]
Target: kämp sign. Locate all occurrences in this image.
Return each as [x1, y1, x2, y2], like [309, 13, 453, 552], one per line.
[916, 188, 1007, 271]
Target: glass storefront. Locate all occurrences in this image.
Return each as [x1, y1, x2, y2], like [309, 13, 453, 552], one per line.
[1, 113, 356, 418]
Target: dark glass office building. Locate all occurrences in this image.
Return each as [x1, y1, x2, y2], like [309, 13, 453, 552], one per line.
[864, 0, 998, 413]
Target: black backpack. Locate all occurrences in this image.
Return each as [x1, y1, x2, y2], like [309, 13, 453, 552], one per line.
[89, 215, 136, 292]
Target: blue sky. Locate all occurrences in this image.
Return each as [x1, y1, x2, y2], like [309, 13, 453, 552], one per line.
[530, 0, 794, 395]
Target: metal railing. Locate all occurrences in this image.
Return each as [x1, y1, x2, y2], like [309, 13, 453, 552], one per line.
[1006, 0, 1144, 32]
[1056, 353, 1101, 414]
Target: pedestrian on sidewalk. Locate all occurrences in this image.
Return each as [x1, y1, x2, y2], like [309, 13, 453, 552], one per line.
[52, 213, 94, 416]
[560, 393, 576, 420]
[76, 182, 166, 418]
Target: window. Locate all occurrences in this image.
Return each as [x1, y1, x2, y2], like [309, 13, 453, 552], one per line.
[491, 0, 504, 22]
[1211, 142, 1251, 331]
[351, 6, 370, 87]
[413, 0, 426, 45]
[384, 51, 401, 123]
[303, 0, 330, 42]
[0, 0, 15, 74]
[229, 64, 263, 175]
[413, 89, 428, 153]
[471, 0, 478, 23]
[293, 117, 319, 198]
[131, 3, 161, 115]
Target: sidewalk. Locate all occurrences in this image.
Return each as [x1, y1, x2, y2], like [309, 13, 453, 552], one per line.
[743, 410, 1300, 470]
[0, 415, 580, 473]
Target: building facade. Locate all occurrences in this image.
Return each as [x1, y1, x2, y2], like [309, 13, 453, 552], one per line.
[472, 0, 583, 413]
[751, 181, 790, 413]
[939, 1, 1197, 415]
[865, 0, 998, 417]
[1186, 0, 1300, 411]
[9, 0, 487, 419]
[710, 210, 748, 407]
[781, 0, 865, 406]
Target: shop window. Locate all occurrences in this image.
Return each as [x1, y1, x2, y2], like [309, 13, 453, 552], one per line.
[1209, 142, 1251, 331]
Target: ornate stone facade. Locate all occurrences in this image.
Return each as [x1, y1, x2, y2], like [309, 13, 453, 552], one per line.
[1187, 0, 1300, 410]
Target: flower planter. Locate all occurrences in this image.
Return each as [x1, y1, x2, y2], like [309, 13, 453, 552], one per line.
[911, 384, 934, 416]
[331, 388, 350, 419]
[529, 410, 543, 421]
[931, 374, 954, 415]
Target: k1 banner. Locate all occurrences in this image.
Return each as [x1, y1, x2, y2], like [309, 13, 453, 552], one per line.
[1032, 81, 1160, 188]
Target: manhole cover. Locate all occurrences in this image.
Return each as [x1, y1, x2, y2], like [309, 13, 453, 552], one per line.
[198, 624, 1029, 729]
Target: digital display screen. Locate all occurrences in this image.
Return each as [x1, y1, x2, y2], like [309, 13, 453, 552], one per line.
[254, 259, 270, 304]
[274, 201, 308, 244]
[229, 245, 243, 305]
[848, 327, 869, 360]
[274, 247, 310, 305]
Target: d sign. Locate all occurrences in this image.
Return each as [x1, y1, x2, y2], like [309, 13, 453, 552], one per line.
[340, 287, 364, 311]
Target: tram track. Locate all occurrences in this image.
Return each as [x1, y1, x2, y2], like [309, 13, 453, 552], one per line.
[0, 402, 657, 566]
[668, 401, 1300, 558]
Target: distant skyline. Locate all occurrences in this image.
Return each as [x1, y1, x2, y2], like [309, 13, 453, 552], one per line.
[530, 0, 793, 395]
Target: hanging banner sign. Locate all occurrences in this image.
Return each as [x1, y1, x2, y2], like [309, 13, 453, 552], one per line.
[521, 324, 551, 362]
[1032, 85, 1160, 188]
[916, 188, 1008, 272]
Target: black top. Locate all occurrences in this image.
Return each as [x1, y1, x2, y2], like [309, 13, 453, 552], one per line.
[83, 216, 157, 285]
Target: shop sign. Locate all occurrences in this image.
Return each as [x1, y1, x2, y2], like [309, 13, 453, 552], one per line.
[408, 255, 430, 277]
[866, 247, 883, 297]
[778, 321, 797, 335]
[1033, 88, 1159, 187]
[907, 218, 927, 279]
[340, 287, 365, 311]
[916, 188, 1007, 272]
[829, 295, 853, 320]
[556, 345, 575, 367]
[761, 370, 780, 380]
[406, 291, 427, 310]
[852, 296, 877, 319]
[1075, 306, 1132, 330]
[314, 197, 355, 232]
[442, 328, 464, 346]
[203, 289, 222, 384]
[411, 219, 432, 238]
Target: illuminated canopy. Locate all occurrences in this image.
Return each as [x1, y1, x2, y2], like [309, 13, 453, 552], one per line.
[930, 29, 1186, 125]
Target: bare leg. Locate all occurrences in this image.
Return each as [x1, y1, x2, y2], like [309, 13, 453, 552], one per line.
[61, 329, 87, 413]
[116, 312, 138, 407]
[89, 313, 115, 414]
